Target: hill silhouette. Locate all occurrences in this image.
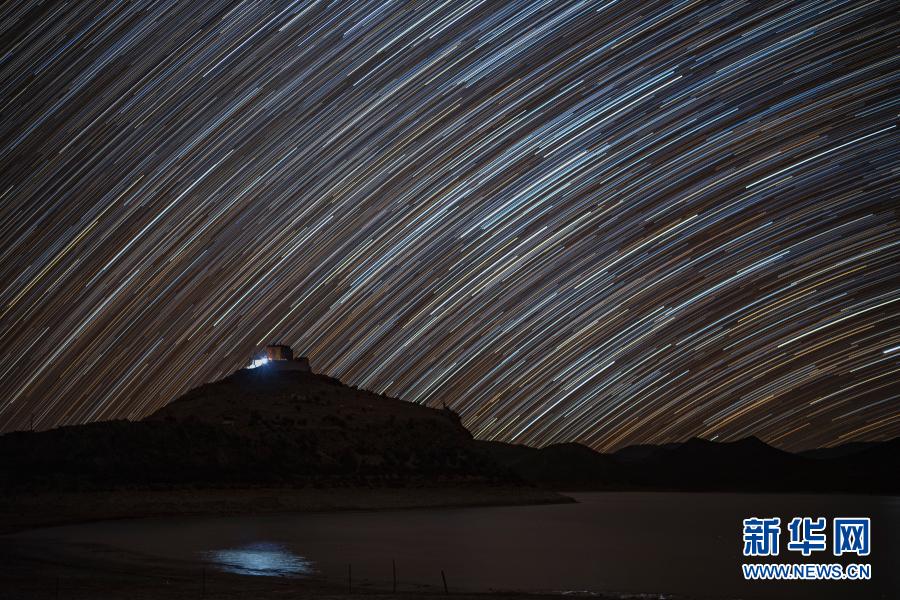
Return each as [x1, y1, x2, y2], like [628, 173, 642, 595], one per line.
[0, 367, 517, 491]
[2, 364, 896, 497]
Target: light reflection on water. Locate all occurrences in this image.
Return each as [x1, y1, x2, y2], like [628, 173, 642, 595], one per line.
[204, 542, 314, 577]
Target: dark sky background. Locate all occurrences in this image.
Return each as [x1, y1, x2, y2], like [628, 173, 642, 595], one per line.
[0, 0, 897, 451]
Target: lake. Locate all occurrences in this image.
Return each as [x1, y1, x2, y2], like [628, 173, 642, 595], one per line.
[10, 492, 899, 598]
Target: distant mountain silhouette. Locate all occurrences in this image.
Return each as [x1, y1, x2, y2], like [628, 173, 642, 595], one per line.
[478, 435, 899, 493]
[798, 440, 885, 459]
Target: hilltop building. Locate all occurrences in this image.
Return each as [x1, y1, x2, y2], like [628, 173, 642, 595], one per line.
[247, 344, 311, 371]
[265, 344, 294, 361]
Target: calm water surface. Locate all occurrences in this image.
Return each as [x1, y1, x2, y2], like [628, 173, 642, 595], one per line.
[13, 492, 899, 598]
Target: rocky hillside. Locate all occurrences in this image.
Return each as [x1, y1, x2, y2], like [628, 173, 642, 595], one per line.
[0, 367, 516, 491]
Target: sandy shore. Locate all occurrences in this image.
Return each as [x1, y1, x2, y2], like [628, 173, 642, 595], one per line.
[2, 534, 630, 600]
[0, 540, 645, 600]
[0, 485, 572, 534]
[0, 487, 646, 600]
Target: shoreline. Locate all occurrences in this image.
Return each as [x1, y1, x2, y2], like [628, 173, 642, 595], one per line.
[0, 485, 573, 534]
[0, 487, 619, 600]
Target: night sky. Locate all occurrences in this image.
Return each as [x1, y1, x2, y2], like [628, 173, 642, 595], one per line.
[0, 0, 897, 451]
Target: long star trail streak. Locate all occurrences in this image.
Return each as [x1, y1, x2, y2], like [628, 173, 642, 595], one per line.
[0, 0, 897, 451]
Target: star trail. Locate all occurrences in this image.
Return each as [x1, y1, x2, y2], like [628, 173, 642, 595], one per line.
[0, 0, 897, 451]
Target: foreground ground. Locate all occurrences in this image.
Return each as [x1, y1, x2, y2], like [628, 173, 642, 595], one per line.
[0, 537, 680, 600]
[0, 487, 633, 600]
[0, 486, 570, 534]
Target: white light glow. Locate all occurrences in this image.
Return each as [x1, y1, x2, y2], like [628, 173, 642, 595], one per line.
[247, 357, 269, 369]
[205, 542, 314, 577]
